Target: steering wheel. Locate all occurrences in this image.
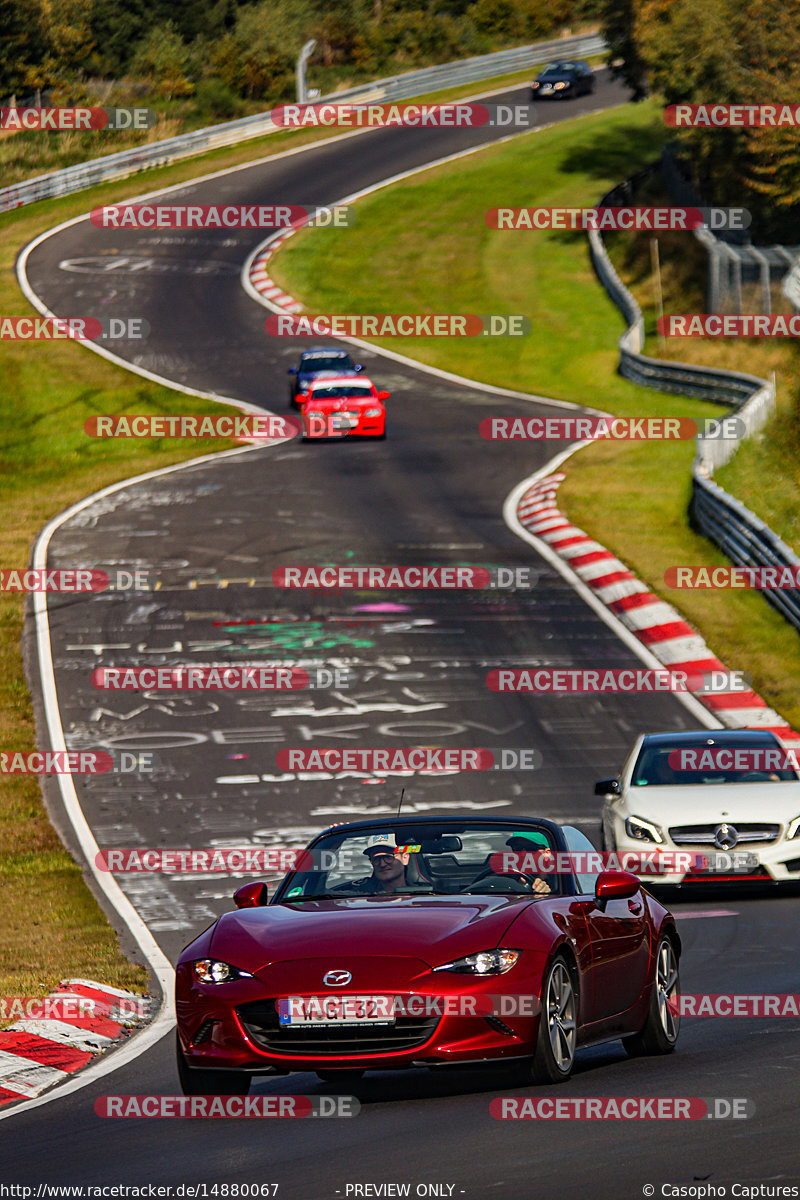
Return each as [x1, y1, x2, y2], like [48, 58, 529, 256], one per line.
[459, 868, 534, 893]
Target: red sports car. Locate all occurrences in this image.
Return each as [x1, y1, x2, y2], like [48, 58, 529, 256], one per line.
[295, 374, 388, 439]
[175, 817, 681, 1094]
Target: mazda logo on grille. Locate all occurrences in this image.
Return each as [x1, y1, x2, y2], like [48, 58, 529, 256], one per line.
[714, 823, 738, 850]
[323, 970, 352, 987]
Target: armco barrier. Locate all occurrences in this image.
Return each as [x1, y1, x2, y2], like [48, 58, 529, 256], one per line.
[0, 33, 604, 215]
[588, 172, 800, 639]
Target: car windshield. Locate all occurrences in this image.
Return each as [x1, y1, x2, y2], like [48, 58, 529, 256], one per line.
[310, 385, 373, 399]
[540, 62, 577, 76]
[301, 355, 354, 372]
[276, 823, 560, 899]
[631, 740, 799, 786]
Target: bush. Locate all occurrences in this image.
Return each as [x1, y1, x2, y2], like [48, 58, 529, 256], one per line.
[193, 77, 244, 120]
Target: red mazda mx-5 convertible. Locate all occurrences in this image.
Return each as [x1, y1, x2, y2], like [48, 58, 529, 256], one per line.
[175, 816, 681, 1093]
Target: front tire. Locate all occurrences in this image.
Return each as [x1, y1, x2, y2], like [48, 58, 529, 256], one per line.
[176, 1032, 251, 1095]
[623, 935, 680, 1057]
[529, 956, 577, 1084]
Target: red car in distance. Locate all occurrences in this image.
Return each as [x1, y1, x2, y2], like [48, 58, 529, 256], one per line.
[175, 817, 681, 1095]
[295, 373, 388, 439]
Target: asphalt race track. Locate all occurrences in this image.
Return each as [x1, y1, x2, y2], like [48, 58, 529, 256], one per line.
[6, 74, 800, 1197]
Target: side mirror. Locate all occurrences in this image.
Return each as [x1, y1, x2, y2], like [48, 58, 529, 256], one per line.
[594, 778, 621, 796]
[287, 366, 297, 375]
[377, 390, 390, 401]
[594, 870, 639, 909]
[233, 882, 268, 908]
[296, 392, 309, 405]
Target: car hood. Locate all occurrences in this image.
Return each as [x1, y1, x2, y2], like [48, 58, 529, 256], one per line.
[536, 74, 575, 83]
[306, 396, 376, 409]
[624, 782, 800, 827]
[208, 895, 532, 974]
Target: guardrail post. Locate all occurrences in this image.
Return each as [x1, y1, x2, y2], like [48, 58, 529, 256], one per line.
[296, 40, 317, 105]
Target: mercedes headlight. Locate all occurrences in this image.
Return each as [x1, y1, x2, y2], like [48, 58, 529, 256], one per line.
[625, 815, 665, 844]
[192, 960, 252, 984]
[434, 949, 520, 975]
[364, 408, 382, 417]
[786, 816, 800, 839]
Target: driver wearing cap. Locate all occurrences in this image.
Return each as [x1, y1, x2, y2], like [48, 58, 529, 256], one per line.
[505, 832, 551, 895]
[348, 833, 411, 894]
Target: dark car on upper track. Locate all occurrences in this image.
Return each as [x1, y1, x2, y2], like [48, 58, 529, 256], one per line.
[531, 60, 595, 100]
[176, 816, 681, 1095]
[288, 347, 363, 403]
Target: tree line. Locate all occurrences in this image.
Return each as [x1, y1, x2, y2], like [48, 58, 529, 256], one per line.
[2, 0, 598, 112]
[598, 0, 800, 240]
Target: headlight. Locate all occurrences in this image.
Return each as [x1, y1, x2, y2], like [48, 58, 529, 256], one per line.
[192, 959, 252, 984]
[304, 411, 324, 420]
[625, 815, 664, 844]
[786, 816, 800, 839]
[434, 949, 520, 975]
[364, 408, 382, 417]
[554, 81, 567, 89]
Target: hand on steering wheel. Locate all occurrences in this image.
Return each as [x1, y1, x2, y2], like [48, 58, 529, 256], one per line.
[460, 868, 550, 894]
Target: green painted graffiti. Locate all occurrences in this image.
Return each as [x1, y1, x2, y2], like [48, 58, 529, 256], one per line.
[219, 621, 374, 654]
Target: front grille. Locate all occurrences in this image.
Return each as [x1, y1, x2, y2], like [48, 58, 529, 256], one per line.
[237, 999, 439, 1057]
[669, 823, 780, 846]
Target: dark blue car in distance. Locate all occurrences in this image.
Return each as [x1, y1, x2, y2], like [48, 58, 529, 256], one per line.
[288, 347, 363, 404]
[531, 60, 595, 100]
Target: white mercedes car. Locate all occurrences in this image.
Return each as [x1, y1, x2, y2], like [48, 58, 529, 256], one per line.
[597, 729, 800, 886]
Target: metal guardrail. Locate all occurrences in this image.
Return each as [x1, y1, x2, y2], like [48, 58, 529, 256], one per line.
[692, 476, 800, 629]
[0, 32, 605, 215]
[588, 173, 800, 636]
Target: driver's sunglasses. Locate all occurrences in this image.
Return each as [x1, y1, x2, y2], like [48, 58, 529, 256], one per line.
[368, 852, 397, 863]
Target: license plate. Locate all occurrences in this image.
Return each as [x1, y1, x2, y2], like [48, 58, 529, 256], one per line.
[332, 416, 358, 430]
[540, 84, 552, 93]
[278, 995, 397, 1026]
[694, 852, 759, 874]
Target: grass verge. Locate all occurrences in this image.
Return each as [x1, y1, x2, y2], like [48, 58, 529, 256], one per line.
[267, 98, 800, 727]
